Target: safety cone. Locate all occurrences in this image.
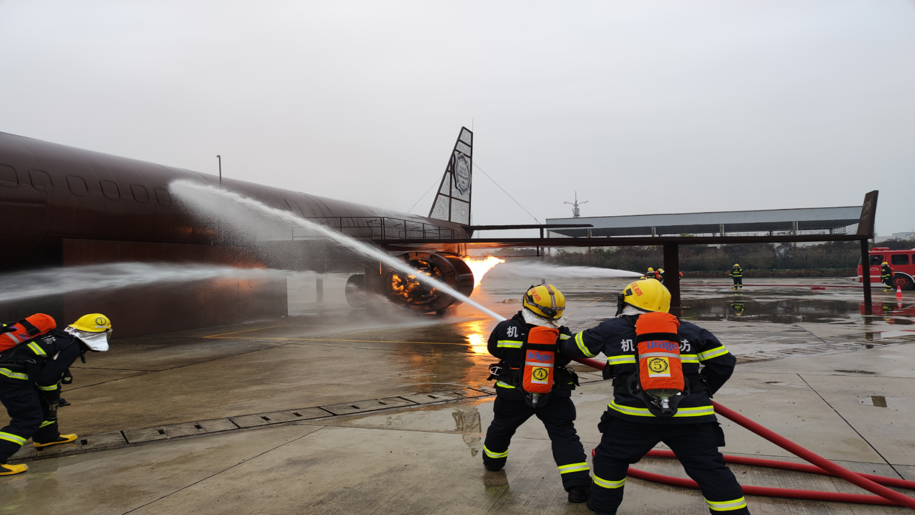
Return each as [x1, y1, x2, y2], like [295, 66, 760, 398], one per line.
[897, 286, 903, 302]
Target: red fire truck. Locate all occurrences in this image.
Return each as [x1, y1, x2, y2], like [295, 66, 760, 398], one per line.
[858, 247, 915, 290]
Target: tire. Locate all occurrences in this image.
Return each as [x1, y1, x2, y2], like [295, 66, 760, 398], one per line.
[893, 274, 914, 291]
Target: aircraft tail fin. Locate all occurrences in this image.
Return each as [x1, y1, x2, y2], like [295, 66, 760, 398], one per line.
[428, 127, 473, 225]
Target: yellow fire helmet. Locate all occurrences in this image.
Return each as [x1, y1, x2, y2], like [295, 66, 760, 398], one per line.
[522, 284, 565, 319]
[67, 313, 112, 352]
[615, 279, 671, 316]
[647, 267, 654, 272]
[883, 262, 888, 265]
[734, 263, 740, 267]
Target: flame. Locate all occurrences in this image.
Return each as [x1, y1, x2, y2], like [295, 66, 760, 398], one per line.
[463, 256, 505, 287]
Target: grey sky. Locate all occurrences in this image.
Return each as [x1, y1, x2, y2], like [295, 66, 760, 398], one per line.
[1, 0, 913, 236]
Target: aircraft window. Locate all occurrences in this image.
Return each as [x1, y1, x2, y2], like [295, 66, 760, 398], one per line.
[29, 170, 53, 192]
[0, 165, 17, 188]
[67, 175, 88, 196]
[155, 188, 171, 206]
[131, 184, 149, 203]
[869, 255, 883, 266]
[891, 254, 909, 266]
[101, 180, 120, 199]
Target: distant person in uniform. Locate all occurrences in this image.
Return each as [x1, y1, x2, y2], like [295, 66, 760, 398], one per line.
[729, 264, 743, 291]
[482, 284, 592, 504]
[881, 262, 895, 292]
[657, 268, 683, 285]
[561, 279, 749, 515]
[0, 314, 112, 476]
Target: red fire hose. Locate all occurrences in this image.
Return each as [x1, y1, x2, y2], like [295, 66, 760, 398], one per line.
[573, 357, 915, 509]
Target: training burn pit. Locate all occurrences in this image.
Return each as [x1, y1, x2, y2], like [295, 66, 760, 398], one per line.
[346, 252, 475, 314]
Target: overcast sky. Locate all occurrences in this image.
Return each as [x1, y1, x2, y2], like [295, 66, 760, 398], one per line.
[1, 1, 913, 236]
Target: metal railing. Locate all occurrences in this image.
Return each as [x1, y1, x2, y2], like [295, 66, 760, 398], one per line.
[292, 216, 459, 241]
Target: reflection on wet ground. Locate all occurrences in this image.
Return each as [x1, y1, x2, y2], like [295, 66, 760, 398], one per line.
[682, 296, 914, 325]
[7, 275, 911, 441]
[477, 275, 915, 327]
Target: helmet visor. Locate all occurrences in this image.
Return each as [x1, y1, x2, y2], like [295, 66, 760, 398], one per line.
[65, 326, 110, 351]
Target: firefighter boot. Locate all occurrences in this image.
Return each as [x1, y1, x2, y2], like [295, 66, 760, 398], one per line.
[34, 434, 78, 449]
[568, 484, 591, 503]
[0, 462, 28, 475]
[586, 498, 616, 515]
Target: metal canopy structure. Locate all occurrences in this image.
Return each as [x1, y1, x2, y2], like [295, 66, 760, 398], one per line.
[380, 191, 881, 315]
[546, 206, 861, 238]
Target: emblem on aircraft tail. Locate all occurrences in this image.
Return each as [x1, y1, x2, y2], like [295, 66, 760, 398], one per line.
[453, 153, 471, 196]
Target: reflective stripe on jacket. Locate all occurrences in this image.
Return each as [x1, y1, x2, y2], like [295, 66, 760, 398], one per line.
[562, 315, 735, 424]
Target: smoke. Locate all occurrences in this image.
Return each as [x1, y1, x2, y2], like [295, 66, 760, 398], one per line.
[490, 262, 642, 280]
[0, 263, 280, 303]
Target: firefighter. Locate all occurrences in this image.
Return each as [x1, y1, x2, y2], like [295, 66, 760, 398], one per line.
[881, 262, 894, 292]
[729, 264, 743, 291]
[561, 279, 749, 515]
[0, 313, 112, 475]
[657, 269, 665, 283]
[482, 284, 591, 503]
[646, 268, 660, 281]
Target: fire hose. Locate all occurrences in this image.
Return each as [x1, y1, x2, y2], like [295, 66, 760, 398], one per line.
[572, 357, 915, 509]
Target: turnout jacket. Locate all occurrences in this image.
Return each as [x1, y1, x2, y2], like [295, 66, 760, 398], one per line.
[0, 330, 83, 402]
[729, 267, 743, 278]
[881, 264, 894, 280]
[488, 312, 575, 400]
[560, 315, 736, 424]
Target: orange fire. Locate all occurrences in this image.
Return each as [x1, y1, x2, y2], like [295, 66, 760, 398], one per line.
[463, 256, 505, 287]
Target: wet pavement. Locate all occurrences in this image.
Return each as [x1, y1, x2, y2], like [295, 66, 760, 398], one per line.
[2, 276, 915, 514]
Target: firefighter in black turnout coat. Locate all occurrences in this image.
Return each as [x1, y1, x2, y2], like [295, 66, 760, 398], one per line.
[483, 284, 592, 503]
[561, 279, 749, 515]
[881, 262, 895, 292]
[0, 313, 112, 475]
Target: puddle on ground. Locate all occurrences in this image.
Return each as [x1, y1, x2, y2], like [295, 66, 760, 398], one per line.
[679, 297, 914, 325]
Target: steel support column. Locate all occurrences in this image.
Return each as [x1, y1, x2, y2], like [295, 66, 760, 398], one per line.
[861, 238, 872, 316]
[663, 243, 681, 309]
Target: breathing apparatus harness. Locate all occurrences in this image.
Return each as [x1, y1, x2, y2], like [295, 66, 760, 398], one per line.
[0, 325, 85, 388]
[487, 313, 579, 408]
[609, 295, 709, 417]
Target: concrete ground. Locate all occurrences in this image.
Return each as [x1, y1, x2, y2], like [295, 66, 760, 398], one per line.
[2, 276, 914, 514]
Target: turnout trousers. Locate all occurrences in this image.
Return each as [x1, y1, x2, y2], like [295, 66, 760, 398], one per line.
[482, 393, 591, 490]
[0, 377, 61, 463]
[732, 277, 743, 289]
[591, 415, 749, 515]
